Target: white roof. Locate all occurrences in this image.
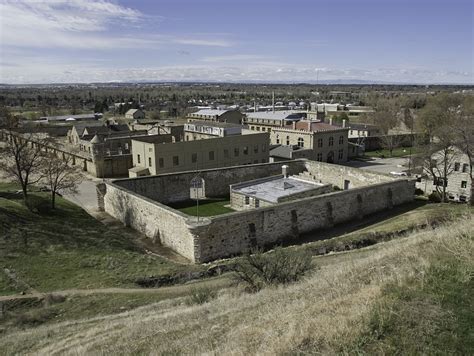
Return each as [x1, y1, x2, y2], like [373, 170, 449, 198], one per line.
[190, 109, 230, 116]
[246, 110, 306, 121]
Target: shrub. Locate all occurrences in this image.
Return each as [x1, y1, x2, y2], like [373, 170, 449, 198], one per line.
[233, 247, 315, 292]
[414, 188, 424, 196]
[186, 286, 217, 305]
[428, 192, 442, 203]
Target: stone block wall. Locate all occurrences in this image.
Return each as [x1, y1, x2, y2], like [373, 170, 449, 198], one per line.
[192, 178, 414, 262]
[113, 160, 307, 204]
[104, 159, 415, 263]
[104, 183, 197, 261]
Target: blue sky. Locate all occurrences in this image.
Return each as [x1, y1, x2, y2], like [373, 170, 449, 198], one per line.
[0, 0, 472, 84]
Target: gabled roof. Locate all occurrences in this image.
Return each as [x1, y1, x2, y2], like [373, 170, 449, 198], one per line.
[126, 109, 142, 115]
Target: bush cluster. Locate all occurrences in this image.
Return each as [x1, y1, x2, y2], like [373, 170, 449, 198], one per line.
[428, 191, 442, 203]
[233, 247, 315, 292]
[186, 286, 217, 305]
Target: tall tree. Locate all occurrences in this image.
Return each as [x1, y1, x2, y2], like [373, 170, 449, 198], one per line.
[40, 151, 82, 209]
[0, 132, 46, 203]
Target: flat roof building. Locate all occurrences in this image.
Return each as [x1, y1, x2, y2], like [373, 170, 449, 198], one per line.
[187, 109, 244, 124]
[184, 121, 242, 141]
[129, 131, 269, 177]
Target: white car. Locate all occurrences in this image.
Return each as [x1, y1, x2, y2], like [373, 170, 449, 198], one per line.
[390, 171, 407, 177]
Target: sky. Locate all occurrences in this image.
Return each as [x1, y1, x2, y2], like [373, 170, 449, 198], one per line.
[0, 0, 473, 84]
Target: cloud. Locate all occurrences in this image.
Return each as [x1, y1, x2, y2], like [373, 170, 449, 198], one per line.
[201, 55, 269, 62]
[0, 1, 233, 50]
[2, 61, 472, 84]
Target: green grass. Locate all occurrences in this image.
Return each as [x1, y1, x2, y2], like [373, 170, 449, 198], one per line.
[0, 182, 194, 295]
[365, 146, 422, 158]
[168, 198, 234, 217]
[352, 231, 473, 354]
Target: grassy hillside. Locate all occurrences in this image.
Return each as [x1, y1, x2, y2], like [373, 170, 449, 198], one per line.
[0, 181, 472, 354]
[0, 183, 193, 295]
[0, 213, 472, 354]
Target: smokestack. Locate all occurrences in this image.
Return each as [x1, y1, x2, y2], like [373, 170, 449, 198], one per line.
[282, 165, 289, 178]
[329, 118, 333, 126]
[342, 119, 346, 128]
[292, 121, 296, 130]
[254, 101, 256, 112]
[272, 91, 275, 113]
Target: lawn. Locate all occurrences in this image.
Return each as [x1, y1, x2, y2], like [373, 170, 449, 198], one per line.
[168, 198, 234, 217]
[0, 181, 195, 295]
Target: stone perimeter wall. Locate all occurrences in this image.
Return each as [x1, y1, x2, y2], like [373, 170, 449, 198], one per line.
[104, 183, 197, 260]
[104, 159, 414, 262]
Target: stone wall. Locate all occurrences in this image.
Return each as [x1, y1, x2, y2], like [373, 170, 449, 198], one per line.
[113, 160, 307, 204]
[192, 178, 414, 262]
[104, 159, 415, 262]
[104, 183, 197, 261]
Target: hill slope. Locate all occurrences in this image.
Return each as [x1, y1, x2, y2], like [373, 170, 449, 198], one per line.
[1, 214, 472, 355]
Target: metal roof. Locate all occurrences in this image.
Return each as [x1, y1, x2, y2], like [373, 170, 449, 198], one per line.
[246, 110, 306, 121]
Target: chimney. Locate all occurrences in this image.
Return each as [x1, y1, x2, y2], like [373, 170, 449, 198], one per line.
[329, 118, 333, 126]
[342, 119, 346, 128]
[292, 121, 296, 130]
[282, 165, 289, 178]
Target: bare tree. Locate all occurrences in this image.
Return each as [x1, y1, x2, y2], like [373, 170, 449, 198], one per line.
[369, 98, 404, 156]
[40, 151, 82, 209]
[416, 94, 473, 203]
[0, 131, 46, 204]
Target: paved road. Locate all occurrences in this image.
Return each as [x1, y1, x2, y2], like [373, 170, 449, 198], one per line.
[62, 176, 105, 212]
[344, 157, 410, 175]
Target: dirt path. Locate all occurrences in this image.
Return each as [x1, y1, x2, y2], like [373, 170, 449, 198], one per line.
[0, 275, 232, 303]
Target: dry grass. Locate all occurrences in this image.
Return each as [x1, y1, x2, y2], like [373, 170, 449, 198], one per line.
[0, 214, 472, 355]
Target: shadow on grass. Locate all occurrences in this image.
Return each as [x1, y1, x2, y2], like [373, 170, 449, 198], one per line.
[282, 199, 430, 246]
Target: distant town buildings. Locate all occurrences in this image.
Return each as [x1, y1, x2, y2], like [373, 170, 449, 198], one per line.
[125, 109, 145, 120]
[187, 109, 244, 124]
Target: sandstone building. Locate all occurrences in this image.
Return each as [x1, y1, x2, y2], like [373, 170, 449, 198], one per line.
[129, 131, 269, 177]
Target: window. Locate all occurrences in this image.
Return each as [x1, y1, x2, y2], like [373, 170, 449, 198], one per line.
[297, 137, 304, 148]
[255, 199, 260, 208]
[286, 136, 290, 145]
[224, 149, 229, 158]
[454, 162, 460, 171]
[317, 153, 323, 161]
[317, 138, 323, 148]
[209, 151, 215, 160]
[245, 196, 250, 205]
[137, 154, 141, 164]
[276, 135, 280, 144]
[192, 153, 197, 163]
[124, 143, 129, 150]
[462, 164, 469, 173]
[159, 158, 164, 168]
[329, 137, 334, 146]
[173, 156, 179, 166]
[461, 181, 467, 188]
[256, 127, 260, 131]
[268, 128, 271, 132]
[234, 148, 239, 157]
[262, 143, 267, 152]
[148, 157, 152, 167]
[338, 149, 344, 159]
[459, 195, 467, 202]
[253, 145, 259, 153]
[243, 146, 248, 155]
[186, 135, 189, 141]
[339, 135, 344, 144]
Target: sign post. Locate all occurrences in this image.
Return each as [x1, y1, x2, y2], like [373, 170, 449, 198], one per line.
[190, 176, 204, 222]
